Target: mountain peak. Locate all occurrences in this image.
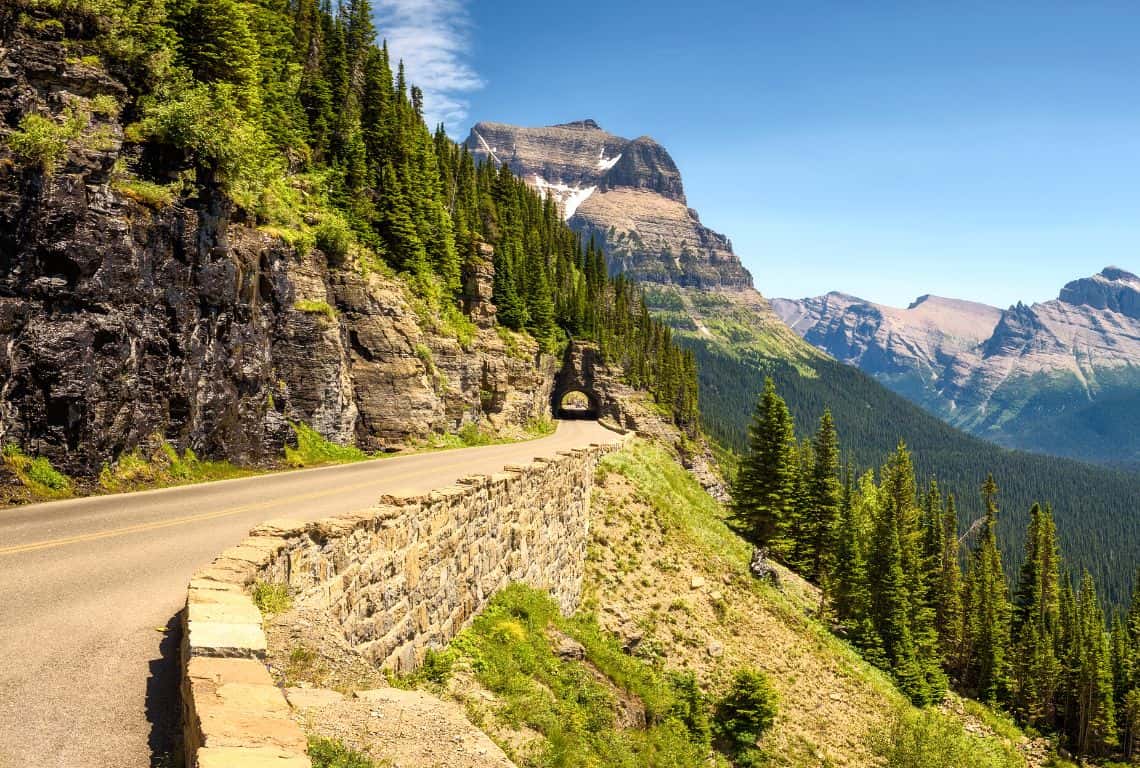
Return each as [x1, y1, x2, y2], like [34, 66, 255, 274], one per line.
[1100, 265, 1140, 283]
[464, 119, 752, 290]
[552, 119, 603, 131]
[1058, 266, 1140, 316]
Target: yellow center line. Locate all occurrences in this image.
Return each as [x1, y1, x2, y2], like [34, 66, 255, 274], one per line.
[0, 467, 438, 558]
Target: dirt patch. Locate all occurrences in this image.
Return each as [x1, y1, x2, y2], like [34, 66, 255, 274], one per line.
[287, 686, 516, 768]
[264, 605, 385, 693]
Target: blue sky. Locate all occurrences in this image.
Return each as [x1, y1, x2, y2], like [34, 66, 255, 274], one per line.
[378, 1, 1140, 308]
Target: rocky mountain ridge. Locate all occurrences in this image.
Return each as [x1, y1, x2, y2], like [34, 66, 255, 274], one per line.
[0, 28, 554, 476]
[773, 267, 1140, 464]
[465, 120, 751, 289]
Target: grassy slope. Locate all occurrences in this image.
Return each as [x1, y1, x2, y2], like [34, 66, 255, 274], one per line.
[644, 286, 1140, 605]
[590, 441, 902, 766]
[430, 439, 1031, 767]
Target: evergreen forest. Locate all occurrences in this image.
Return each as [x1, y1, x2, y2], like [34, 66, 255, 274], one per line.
[733, 378, 1140, 761]
[6, 0, 700, 429]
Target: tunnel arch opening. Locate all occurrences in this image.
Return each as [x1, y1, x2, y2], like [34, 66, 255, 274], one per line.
[553, 388, 600, 420]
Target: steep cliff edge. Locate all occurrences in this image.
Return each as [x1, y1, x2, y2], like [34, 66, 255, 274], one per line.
[0, 25, 553, 476]
[465, 120, 751, 289]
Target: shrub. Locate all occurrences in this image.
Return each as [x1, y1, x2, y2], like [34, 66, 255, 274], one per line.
[315, 216, 352, 265]
[251, 582, 292, 615]
[90, 93, 120, 118]
[457, 422, 494, 447]
[873, 708, 1026, 768]
[714, 668, 778, 762]
[284, 422, 368, 467]
[308, 737, 384, 768]
[5, 111, 83, 174]
[417, 648, 455, 685]
[130, 82, 280, 206]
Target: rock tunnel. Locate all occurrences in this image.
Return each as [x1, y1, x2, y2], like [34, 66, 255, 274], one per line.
[551, 342, 604, 420]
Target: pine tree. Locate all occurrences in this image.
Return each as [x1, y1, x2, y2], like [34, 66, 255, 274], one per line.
[804, 409, 842, 583]
[1071, 572, 1117, 756]
[936, 493, 964, 670]
[961, 474, 1012, 704]
[169, 0, 260, 89]
[786, 439, 812, 572]
[831, 469, 876, 650]
[867, 467, 929, 703]
[731, 378, 797, 555]
[1011, 503, 1062, 726]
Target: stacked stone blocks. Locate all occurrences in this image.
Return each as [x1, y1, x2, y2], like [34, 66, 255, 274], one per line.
[181, 440, 619, 768]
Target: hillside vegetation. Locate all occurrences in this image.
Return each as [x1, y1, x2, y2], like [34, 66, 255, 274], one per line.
[732, 380, 1140, 762]
[413, 440, 1032, 768]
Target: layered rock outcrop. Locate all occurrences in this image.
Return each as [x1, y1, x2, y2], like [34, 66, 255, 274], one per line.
[465, 120, 751, 289]
[0, 27, 553, 476]
[774, 268, 1140, 464]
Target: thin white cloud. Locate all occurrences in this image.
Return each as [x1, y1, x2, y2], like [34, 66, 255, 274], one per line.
[373, 0, 484, 134]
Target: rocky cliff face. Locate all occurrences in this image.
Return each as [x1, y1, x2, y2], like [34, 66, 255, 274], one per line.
[0, 28, 554, 476]
[774, 268, 1140, 465]
[465, 120, 751, 289]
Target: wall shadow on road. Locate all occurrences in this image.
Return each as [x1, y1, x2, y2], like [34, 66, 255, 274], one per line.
[146, 609, 183, 767]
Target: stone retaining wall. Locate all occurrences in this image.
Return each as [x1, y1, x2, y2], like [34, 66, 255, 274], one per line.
[181, 440, 619, 768]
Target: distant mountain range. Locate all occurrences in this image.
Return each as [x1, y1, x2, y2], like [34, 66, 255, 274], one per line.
[773, 267, 1140, 466]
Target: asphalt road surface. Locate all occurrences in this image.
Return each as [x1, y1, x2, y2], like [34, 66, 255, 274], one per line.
[0, 419, 620, 768]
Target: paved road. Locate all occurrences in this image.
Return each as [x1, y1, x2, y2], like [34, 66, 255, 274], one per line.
[0, 420, 620, 768]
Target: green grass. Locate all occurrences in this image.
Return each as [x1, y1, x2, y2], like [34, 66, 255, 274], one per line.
[422, 417, 555, 451]
[251, 582, 292, 615]
[112, 176, 176, 208]
[595, 440, 1040, 766]
[961, 699, 1027, 745]
[308, 736, 388, 768]
[440, 583, 716, 768]
[599, 441, 750, 569]
[2, 444, 73, 498]
[98, 441, 251, 493]
[294, 299, 337, 320]
[496, 325, 530, 360]
[284, 422, 370, 467]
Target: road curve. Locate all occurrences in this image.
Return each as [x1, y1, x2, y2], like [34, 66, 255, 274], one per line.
[0, 419, 621, 768]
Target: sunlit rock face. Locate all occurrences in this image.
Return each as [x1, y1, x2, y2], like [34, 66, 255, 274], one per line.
[465, 120, 752, 289]
[774, 268, 1140, 465]
[0, 30, 556, 476]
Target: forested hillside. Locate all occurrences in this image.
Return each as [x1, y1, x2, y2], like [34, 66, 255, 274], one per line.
[650, 288, 1140, 606]
[733, 381, 1140, 762]
[0, 0, 700, 470]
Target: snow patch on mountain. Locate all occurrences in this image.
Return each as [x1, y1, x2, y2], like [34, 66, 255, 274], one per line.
[597, 147, 622, 172]
[471, 129, 501, 166]
[533, 175, 597, 220]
